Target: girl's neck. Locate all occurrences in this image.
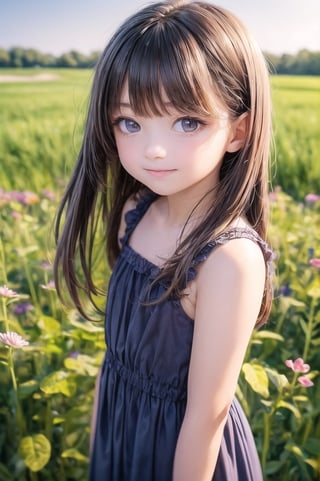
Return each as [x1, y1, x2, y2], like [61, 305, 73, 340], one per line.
[153, 192, 250, 235]
[157, 192, 212, 228]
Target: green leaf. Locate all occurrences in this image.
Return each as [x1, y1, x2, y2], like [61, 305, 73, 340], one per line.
[38, 316, 61, 335]
[53, 416, 65, 425]
[42, 343, 63, 355]
[265, 460, 284, 475]
[311, 337, 320, 346]
[253, 330, 284, 342]
[276, 400, 301, 419]
[19, 434, 51, 472]
[69, 315, 104, 333]
[293, 395, 309, 403]
[64, 354, 99, 376]
[279, 296, 305, 313]
[299, 318, 308, 335]
[307, 287, 320, 298]
[305, 437, 320, 456]
[15, 246, 39, 256]
[242, 363, 269, 398]
[305, 458, 319, 470]
[266, 367, 289, 391]
[18, 379, 39, 398]
[260, 399, 273, 409]
[286, 444, 303, 456]
[40, 371, 76, 397]
[61, 448, 89, 462]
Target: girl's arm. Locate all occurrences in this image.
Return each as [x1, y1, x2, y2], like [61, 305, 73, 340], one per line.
[172, 238, 266, 481]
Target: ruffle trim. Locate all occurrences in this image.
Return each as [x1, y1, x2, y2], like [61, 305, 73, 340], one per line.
[119, 192, 274, 286]
[120, 190, 158, 248]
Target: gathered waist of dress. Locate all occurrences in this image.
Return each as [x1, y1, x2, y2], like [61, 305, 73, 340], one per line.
[104, 350, 187, 403]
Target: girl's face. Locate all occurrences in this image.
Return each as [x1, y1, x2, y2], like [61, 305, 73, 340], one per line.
[112, 86, 240, 200]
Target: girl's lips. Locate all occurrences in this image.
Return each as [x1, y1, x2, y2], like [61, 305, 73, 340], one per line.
[145, 169, 176, 177]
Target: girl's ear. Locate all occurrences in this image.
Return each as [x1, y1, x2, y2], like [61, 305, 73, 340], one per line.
[226, 113, 249, 153]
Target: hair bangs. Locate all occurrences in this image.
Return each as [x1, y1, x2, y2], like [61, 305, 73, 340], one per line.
[111, 20, 218, 118]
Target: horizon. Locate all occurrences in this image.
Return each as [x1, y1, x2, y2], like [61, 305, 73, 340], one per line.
[1, 0, 319, 57]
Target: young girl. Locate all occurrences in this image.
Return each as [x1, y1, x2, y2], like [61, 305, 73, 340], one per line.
[54, 1, 274, 480]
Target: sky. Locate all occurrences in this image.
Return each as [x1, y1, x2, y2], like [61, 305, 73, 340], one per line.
[0, 0, 319, 56]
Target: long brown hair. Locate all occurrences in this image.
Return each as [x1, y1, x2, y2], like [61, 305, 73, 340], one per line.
[54, 1, 273, 325]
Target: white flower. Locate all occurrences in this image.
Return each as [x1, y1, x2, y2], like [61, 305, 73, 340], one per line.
[0, 331, 29, 348]
[0, 285, 19, 298]
[40, 280, 56, 290]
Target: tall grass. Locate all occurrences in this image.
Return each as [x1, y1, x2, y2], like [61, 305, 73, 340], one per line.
[0, 70, 92, 193]
[270, 76, 320, 199]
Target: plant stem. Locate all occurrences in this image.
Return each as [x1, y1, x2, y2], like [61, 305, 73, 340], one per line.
[21, 255, 41, 312]
[302, 296, 316, 361]
[301, 418, 312, 447]
[1, 297, 9, 332]
[261, 411, 272, 472]
[30, 470, 39, 481]
[8, 347, 26, 435]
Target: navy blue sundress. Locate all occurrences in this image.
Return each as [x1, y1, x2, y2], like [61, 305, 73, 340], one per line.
[90, 192, 272, 481]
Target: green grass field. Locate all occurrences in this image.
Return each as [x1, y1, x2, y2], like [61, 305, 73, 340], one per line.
[270, 75, 320, 198]
[0, 69, 92, 193]
[0, 70, 319, 198]
[0, 70, 319, 480]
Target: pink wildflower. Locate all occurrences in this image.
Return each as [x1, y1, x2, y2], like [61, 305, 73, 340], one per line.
[0, 189, 13, 204]
[0, 285, 19, 298]
[285, 357, 310, 373]
[10, 190, 39, 205]
[297, 376, 314, 388]
[9, 191, 26, 204]
[269, 192, 277, 202]
[23, 191, 39, 205]
[0, 331, 29, 348]
[40, 280, 55, 290]
[39, 261, 52, 271]
[11, 211, 22, 219]
[309, 258, 320, 269]
[305, 193, 320, 203]
[42, 189, 56, 201]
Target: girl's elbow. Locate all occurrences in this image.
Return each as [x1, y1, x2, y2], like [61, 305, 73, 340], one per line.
[184, 399, 231, 436]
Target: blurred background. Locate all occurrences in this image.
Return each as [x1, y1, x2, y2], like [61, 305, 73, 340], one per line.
[0, 2, 319, 481]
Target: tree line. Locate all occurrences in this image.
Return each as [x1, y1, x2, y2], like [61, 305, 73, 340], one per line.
[0, 47, 319, 75]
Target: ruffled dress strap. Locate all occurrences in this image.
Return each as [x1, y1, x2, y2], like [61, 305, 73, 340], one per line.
[120, 190, 158, 247]
[186, 227, 274, 283]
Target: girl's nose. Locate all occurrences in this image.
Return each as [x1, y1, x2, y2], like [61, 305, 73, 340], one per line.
[144, 143, 167, 160]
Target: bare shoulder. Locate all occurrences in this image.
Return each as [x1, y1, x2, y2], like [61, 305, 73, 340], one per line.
[117, 194, 140, 246]
[195, 236, 266, 327]
[198, 235, 266, 285]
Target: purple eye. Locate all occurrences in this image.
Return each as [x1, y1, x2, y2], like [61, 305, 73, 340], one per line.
[174, 118, 200, 133]
[117, 118, 141, 133]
